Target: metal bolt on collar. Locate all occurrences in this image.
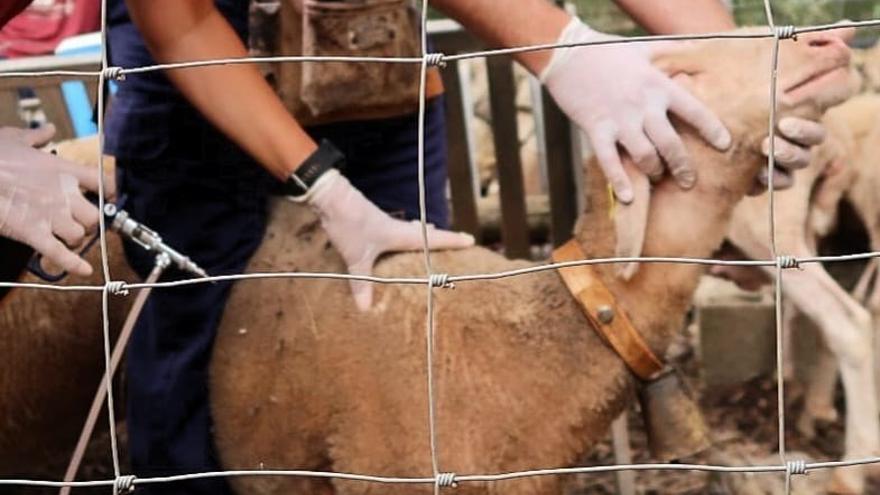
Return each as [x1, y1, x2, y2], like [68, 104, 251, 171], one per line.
[597, 305, 615, 325]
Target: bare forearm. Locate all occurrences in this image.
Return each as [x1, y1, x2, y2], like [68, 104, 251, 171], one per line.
[125, 0, 315, 180]
[613, 0, 735, 34]
[431, 0, 570, 74]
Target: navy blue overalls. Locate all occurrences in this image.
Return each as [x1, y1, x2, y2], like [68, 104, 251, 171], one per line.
[104, 2, 449, 493]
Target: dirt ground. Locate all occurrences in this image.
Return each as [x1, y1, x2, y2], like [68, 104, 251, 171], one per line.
[568, 333, 873, 495]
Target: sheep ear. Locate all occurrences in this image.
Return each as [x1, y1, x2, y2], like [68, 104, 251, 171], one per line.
[614, 158, 651, 281]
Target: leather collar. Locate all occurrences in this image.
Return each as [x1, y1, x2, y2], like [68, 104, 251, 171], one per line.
[553, 240, 665, 381]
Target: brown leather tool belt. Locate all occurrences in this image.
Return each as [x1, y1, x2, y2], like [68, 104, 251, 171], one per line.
[251, 0, 444, 127]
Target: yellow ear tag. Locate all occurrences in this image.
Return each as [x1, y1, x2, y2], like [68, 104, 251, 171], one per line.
[607, 183, 617, 220]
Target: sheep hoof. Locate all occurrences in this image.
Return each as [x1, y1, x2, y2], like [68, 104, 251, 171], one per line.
[796, 414, 817, 440]
[811, 406, 839, 424]
[828, 467, 865, 494]
[797, 407, 838, 439]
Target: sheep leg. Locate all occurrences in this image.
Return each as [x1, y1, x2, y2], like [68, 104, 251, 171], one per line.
[797, 325, 841, 438]
[775, 263, 878, 493]
[852, 258, 878, 305]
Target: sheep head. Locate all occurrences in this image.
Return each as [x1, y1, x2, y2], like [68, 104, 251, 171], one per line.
[611, 27, 856, 278]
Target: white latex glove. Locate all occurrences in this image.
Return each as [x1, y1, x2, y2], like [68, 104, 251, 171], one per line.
[752, 117, 827, 193]
[540, 17, 732, 203]
[0, 125, 108, 277]
[300, 169, 475, 310]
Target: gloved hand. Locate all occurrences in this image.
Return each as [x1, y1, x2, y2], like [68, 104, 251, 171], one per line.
[752, 116, 826, 194]
[300, 169, 475, 310]
[540, 17, 732, 203]
[0, 125, 108, 277]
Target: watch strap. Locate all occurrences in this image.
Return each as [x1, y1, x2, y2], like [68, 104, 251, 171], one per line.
[285, 139, 345, 199]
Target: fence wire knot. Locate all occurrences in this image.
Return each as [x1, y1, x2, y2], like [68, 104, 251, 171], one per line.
[113, 475, 136, 494]
[786, 459, 808, 476]
[105, 281, 130, 296]
[435, 472, 458, 488]
[774, 25, 797, 40]
[776, 256, 801, 270]
[429, 273, 455, 289]
[102, 66, 126, 81]
[425, 53, 447, 68]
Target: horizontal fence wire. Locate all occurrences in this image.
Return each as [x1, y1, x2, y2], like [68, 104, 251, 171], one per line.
[5, 0, 880, 492]
[3, 20, 880, 80]
[4, 456, 880, 490]
[3, 252, 880, 292]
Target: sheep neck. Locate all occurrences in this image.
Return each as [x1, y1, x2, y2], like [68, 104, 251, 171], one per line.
[573, 139, 758, 355]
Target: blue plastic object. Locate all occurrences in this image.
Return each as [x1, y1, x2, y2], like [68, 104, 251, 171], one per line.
[55, 33, 112, 137]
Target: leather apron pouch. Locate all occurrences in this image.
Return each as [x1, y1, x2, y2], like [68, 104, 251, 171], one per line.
[300, 0, 421, 117]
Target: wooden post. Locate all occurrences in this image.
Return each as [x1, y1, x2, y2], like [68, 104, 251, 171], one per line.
[486, 55, 530, 259]
[541, 90, 578, 246]
[611, 414, 637, 495]
[440, 60, 481, 239]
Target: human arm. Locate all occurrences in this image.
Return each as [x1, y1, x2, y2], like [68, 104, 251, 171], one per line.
[124, 0, 473, 309]
[125, 0, 315, 179]
[613, 0, 736, 33]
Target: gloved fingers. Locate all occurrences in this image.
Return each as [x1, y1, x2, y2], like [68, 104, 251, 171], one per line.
[590, 130, 634, 204]
[761, 135, 811, 171]
[58, 159, 104, 195]
[746, 181, 765, 197]
[778, 117, 826, 147]
[27, 227, 93, 277]
[0, 124, 56, 147]
[618, 127, 663, 181]
[70, 191, 101, 234]
[49, 176, 88, 247]
[423, 224, 476, 250]
[666, 80, 732, 151]
[385, 218, 474, 252]
[52, 212, 88, 248]
[20, 124, 57, 147]
[643, 113, 694, 188]
[346, 261, 375, 312]
[755, 166, 795, 191]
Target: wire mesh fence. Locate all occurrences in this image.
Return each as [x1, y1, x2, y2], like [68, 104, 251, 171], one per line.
[4, 0, 880, 494]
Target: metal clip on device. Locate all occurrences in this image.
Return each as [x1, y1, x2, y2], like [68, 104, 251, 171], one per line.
[103, 203, 208, 278]
[28, 197, 209, 282]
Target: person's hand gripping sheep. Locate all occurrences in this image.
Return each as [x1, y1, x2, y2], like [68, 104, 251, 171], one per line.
[0, 125, 111, 277]
[541, 18, 825, 202]
[296, 168, 474, 311]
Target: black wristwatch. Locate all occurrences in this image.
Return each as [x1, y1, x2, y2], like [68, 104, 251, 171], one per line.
[284, 139, 346, 200]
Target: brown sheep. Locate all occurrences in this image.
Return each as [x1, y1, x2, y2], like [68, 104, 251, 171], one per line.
[210, 29, 858, 494]
[0, 237, 134, 478]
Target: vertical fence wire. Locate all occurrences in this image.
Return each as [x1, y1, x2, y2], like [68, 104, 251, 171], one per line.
[415, 0, 443, 491]
[95, 0, 124, 484]
[761, 0, 789, 463]
[761, 1, 799, 493]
